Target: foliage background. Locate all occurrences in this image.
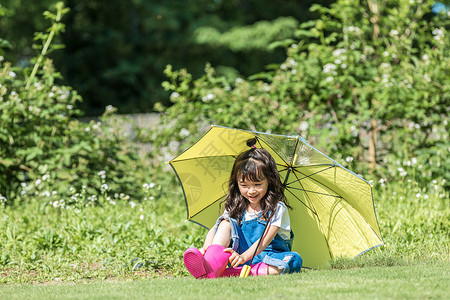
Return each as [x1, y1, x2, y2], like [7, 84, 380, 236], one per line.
[0, 0, 448, 284]
[0, 0, 334, 115]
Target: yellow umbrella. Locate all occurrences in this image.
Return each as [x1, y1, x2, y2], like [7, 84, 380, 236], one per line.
[168, 125, 384, 268]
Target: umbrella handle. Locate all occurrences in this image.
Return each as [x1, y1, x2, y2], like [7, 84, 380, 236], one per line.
[240, 265, 251, 277]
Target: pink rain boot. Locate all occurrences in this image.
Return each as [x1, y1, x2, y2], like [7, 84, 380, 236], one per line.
[221, 262, 269, 277]
[183, 244, 231, 279]
[183, 247, 208, 279]
[203, 244, 232, 278]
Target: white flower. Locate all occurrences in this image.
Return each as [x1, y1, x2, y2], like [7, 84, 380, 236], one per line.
[98, 170, 106, 179]
[390, 29, 399, 36]
[35, 179, 42, 186]
[299, 121, 309, 132]
[202, 93, 215, 102]
[105, 105, 115, 112]
[323, 63, 336, 73]
[179, 128, 190, 138]
[139, 214, 144, 220]
[326, 76, 333, 82]
[332, 49, 346, 57]
[170, 92, 180, 99]
[101, 184, 109, 192]
[432, 28, 444, 41]
[130, 201, 136, 208]
[345, 156, 354, 163]
[9, 71, 16, 78]
[397, 167, 407, 176]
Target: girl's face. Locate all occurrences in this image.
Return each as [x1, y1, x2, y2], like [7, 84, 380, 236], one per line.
[237, 176, 268, 209]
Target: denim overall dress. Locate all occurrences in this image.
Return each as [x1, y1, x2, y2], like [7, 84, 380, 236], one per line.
[214, 213, 302, 274]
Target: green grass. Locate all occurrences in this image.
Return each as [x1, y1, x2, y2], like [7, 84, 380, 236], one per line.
[0, 171, 448, 299]
[1, 261, 448, 299]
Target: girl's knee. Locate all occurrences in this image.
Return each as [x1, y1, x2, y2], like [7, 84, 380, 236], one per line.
[289, 253, 302, 273]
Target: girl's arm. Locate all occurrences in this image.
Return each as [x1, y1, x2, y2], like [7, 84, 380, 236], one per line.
[200, 227, 215, 254]
[224, 225, 280, 268]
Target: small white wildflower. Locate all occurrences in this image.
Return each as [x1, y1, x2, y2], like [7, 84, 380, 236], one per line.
[235, 78, 244, 84]
[345, 156, 354, 163]
[66, 105, 73, 110]
[179, 128, 190, 138]
[42, 174, 50, 181]
[101, 184, 109, 192]
[106, 105, 115, 112]
[170, 92, 180, 99]
[397, 167, 407, 176]
[139, 214, 144, 220]
[130, 201, 137, 208]
[9, 71, 16, 78]
[411, 157, 417, 165]
[383, 51, 389, 57]
[202, 93, 215, 102]
[84, 127, 91, 132]
[332, 49, 346, 57]
[416, 193, 421, 198]
[390, 29, 399, 36]
[35, 179, 42, 186]
[299, 121, 309, 132]
[323, 63, 336, 73]
[41, 191, 51, 197]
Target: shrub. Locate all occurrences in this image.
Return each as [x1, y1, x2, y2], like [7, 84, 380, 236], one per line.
[0, 2, 149, 204]
[150, 0, 449, 189]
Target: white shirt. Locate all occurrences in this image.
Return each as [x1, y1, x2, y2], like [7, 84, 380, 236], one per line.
[222, 201, 291, 240]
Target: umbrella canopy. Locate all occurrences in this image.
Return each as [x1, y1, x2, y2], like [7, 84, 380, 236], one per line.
[168, 125, 384, 268]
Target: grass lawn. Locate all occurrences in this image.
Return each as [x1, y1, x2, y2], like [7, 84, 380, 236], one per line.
[1, 261, 448, 299]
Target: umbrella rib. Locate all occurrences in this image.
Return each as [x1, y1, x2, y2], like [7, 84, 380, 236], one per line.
[284, 188, 317, 216]
[287, 165, 335, 185]
[170, 154, 237, 163]
[187, 196, 225, 222]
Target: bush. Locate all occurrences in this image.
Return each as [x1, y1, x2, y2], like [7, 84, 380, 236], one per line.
[150, 0, 449, 189]
[0, 2, 150, 204]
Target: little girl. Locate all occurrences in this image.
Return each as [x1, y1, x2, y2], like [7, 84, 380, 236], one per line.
[183, 138, 302, 278]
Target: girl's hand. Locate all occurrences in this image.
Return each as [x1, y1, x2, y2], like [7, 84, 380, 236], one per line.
[223, 248, 245, 268]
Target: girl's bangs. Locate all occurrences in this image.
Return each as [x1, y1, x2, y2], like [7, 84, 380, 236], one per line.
[238, 159, 265, 182]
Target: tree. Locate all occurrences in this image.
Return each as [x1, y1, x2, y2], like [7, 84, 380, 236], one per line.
[150, 0, 449, 187]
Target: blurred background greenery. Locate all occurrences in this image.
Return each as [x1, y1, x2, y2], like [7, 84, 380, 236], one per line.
[0, 0, 336, 115]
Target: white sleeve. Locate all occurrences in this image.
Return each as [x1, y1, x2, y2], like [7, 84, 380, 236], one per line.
[269, 202, 291, 240]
